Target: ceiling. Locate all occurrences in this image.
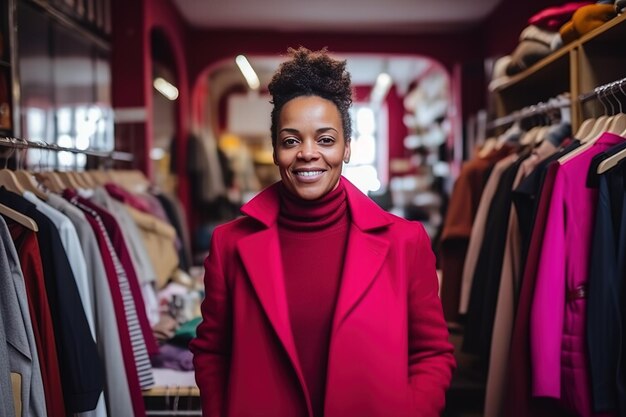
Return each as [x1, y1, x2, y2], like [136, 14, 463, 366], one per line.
[171, 0, 503, 33]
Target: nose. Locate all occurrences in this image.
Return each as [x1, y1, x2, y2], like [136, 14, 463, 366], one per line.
[297, 140, 320, 161]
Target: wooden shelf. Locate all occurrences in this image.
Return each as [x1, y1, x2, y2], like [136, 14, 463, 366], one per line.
[490, 13, 626, 130]
[494, 44, 574, 94]
[143, 386, 200, 397]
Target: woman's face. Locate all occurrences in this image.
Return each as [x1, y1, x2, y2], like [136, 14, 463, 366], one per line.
[274, 95, 351, 200]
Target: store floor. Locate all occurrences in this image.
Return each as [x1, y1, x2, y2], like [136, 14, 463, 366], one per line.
[443, 323, 485, 417]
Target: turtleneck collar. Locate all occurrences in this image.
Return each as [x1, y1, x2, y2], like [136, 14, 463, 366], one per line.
[278, 180, 348, 231]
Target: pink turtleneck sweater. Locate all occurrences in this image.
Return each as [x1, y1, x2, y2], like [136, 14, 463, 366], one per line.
[278, 180, 350, 417]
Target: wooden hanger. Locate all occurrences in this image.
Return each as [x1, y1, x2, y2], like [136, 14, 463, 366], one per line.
[0, 169, 26, 195]
[0, 202, 38, 232]
[35, 172, 66, 194]
[520, 126, 541, 146]
[55, 171, 81, 189]
[597, 146, 626, 174]
[14, 170, 48, 200]
[574, 117, 596, 140]
[75, 171, 96, 188]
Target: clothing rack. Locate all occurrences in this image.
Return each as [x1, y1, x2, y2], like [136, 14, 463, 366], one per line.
[145, 385, 201, 416]
[579, 77, 626, 104]
[486, 96, 571, 130]
[0, 136, 134, 161]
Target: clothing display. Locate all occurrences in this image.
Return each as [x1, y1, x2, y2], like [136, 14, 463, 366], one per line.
[454, 115, 626, 417]
[0, 171, 192, 417]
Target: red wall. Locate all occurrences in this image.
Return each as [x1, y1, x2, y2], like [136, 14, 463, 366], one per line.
[111, 0, 190, 212]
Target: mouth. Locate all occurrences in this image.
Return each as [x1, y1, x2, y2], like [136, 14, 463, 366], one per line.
[292, 169, 326, 181]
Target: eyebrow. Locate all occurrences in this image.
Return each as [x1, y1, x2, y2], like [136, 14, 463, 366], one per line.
[279, 127, 339, 135]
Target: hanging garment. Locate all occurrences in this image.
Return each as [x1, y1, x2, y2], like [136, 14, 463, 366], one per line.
[156, 192, 193, 271]
[91, 187, 159, 325]
[47, 193, 135, 417]
[463, 153, 527, 361]
[440, 145, 512, 322]
[0, 304, 16, 417]
[0, 187, 104, 413]
[0, 216, 47, 417]
[68, 194, 148, 417]
[484, 141, 558, 417]
[531, 132, 625, 417]
[459, 153, 518, 315]
[124, 204, 179, 289]
[7, 220, 66, 417]
[512, 140, 581, 283]
[587, 161, 626, 415]
[22, 191, 96, 339]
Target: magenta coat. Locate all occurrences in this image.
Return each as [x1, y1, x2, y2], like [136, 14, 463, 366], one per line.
[190, 178, 455, 417]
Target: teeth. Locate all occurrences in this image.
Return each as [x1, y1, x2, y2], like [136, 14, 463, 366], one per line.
[296, 171, 323, 177]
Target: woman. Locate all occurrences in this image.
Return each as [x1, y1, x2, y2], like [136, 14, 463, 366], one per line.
[190, 47, 455, 417]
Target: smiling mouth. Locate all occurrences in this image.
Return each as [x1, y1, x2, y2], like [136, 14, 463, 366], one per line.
[294, 170, 324, 177]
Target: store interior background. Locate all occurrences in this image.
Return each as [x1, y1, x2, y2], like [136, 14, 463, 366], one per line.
[1, 0, 583, 415]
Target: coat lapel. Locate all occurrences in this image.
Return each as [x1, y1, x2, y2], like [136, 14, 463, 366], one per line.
[237, 227, 311, 412]
[331, 225, 390, 333]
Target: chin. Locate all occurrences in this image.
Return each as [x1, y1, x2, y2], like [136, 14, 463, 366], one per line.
[290, 185, 329, 201]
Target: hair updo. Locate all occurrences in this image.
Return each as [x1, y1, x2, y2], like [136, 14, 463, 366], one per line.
[268, 47, 353, 146]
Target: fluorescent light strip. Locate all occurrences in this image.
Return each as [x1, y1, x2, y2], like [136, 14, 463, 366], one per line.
[153, 77, 179, 101]
[235, 55, 261, 90]
[370, 72, 392, 105]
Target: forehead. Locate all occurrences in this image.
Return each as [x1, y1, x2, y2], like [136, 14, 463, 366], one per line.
[279, 96, 342, 127]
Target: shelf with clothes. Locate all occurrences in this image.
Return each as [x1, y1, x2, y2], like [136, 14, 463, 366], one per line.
[490, 7, 626, 131]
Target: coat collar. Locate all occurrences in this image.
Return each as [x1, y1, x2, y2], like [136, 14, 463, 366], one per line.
[240, 176, 392, 231]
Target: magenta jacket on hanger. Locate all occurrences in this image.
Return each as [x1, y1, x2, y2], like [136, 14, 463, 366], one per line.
[190, 178, 455, 417]
[531, 132, 624, 417]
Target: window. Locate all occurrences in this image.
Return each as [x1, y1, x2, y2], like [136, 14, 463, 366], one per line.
[343, 103, 387, 194]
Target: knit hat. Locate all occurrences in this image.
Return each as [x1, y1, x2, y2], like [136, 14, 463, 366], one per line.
[559, 4, 617, 43]
[505, 24, 563, 76]
[506, 39, 553, 76]
[520, 25, 563, 50]
[572, 4, 617, 35]
[488, 55, 512, 92]
[559, 20, 578, 44]
[529, 2, 593, 31]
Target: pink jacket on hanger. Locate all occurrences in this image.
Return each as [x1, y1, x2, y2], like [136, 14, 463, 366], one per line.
[531, 132, 624, 417]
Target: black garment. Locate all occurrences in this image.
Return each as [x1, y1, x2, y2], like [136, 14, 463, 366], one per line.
[462, 153, 527, 362]
[587, 161, 626, 415]
[587, 141, 626, 189]
[0, 187, 104, 412]
[155, 193, 191, 271]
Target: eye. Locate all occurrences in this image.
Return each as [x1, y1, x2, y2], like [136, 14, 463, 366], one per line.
[281, 137, 300, 147]
[318, 136, 335, 145]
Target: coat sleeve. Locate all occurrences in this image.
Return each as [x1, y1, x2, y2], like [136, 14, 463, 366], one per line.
[408, 222, 456, 417]
[189, 227, 232, 417]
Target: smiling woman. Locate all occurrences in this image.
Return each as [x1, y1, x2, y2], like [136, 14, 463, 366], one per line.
[274, 96, 351, 200]
[190, 47, 456, 417]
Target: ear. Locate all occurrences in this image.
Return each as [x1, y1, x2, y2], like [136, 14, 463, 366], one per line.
[273, 147, 278, 166]
[343, 141, 351, 164]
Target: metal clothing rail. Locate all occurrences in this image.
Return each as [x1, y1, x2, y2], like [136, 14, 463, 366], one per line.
[0, 136, 134, 162]
[486, 96, 571, 130]
[579, 77, 626, 104]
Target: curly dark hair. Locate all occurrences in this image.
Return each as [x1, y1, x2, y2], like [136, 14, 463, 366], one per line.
[268, 47, 353, 146]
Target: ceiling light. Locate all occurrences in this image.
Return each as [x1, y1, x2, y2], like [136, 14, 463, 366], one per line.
[153, 77, 179, 100]
[370, 72, 393, 106]
[235, 55, 260, 90]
